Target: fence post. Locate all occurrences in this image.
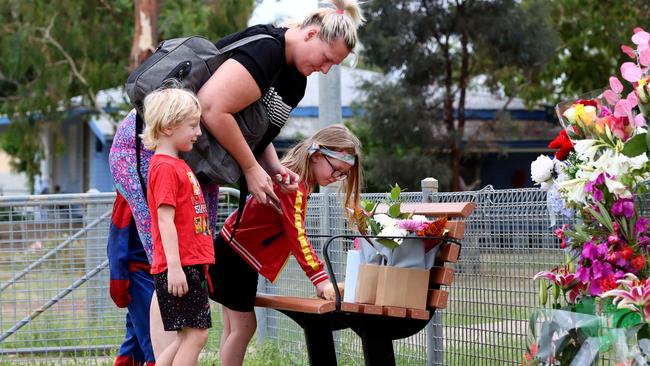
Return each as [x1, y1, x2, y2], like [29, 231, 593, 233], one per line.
[85, 189, 108, 320]
[421, 178, 443, 366]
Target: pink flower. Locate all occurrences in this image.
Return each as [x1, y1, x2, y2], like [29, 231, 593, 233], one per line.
[621, 44, 636, 58]
[601, 273, 650, 322]
[534, 269, 581, 290]
[396, 219, 428, 232]
[621, 62, 644, 82]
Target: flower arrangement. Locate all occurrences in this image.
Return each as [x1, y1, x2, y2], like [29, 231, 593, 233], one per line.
[351, 184, 447, 250]
[525, 27, 650, 365]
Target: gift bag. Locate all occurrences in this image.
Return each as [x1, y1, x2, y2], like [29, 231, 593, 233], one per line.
[354, 264, 380, 304]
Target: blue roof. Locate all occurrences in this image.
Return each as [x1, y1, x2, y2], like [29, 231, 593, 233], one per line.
[290, 107, 551, 121]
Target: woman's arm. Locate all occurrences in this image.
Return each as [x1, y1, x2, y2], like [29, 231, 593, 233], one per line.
[157, 204, 187, 297]
[198, 59, 279, 206]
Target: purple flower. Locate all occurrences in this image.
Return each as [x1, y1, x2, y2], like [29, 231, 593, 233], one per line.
[600, 106, 612, 117]
[591, 260, 613, 279]
[636, 217, 650, 235]
[583, 242, 608, 260]
[612, 198, 635, 218]
[594, 173, 606, 185]
[585, 180, 595, 193]
[576, 265, 591, 283]
[592, 188, 604, 202]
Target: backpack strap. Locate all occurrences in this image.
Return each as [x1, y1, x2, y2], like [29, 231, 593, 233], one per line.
[134, 110, 147, 196]
[207, 34, 277, 72]
[219, 34, 276, 53]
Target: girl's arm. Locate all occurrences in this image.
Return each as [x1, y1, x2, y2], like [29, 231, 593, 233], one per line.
[157, 204, 187, 297]
[198, 59, 279, 207]
[277, 187, 329, 290]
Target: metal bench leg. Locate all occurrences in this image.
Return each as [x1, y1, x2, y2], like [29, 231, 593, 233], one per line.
[303, 324, 337, 366]
[360, 332, 395, 366]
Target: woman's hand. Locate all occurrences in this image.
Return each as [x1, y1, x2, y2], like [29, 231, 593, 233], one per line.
[272, 165, 300, 193]
[243, 164, 281, 213]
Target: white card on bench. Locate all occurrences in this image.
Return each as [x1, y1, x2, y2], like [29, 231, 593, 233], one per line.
[343, 250, 360, 303]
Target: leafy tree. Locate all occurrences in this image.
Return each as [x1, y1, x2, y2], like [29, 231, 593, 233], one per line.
[355, 0, 558, 191]
[0, 0, 253, 192]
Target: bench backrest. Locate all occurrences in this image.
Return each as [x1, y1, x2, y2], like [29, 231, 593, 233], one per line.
[378, 202, 476, 311]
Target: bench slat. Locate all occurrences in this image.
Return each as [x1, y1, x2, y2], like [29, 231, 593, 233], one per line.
[429, 267, 455, 286]
[438, 243, 460, 263]
[255, 294, 335, 314]
[358, 303, 383, 315]
[427, 289, 449, 309]
[340, 302, 360, 313]
[445, 221, 465, 240]
[406, 308, 430, 320]
[375, 202, 476, 218]
[383, 306, 407, 318]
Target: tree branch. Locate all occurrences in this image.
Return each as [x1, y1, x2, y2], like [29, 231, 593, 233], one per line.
[38, 15, 117, 128]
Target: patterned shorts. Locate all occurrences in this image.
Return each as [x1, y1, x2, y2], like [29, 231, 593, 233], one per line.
[153, 265, 212, 331]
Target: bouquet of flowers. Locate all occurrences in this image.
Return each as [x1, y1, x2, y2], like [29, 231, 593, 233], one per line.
[525, 27, 650, 365]
[351, 184, 447, 250]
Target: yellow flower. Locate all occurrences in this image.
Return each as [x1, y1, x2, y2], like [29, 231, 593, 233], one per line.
[575, 104, 598, 128]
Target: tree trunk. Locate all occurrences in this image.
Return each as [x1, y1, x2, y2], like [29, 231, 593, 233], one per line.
[129, 0, 159, 72]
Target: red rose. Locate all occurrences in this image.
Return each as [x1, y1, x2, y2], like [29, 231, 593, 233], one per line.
[620, 245, 634, 260]
[574, 99, 599, 108]
[548, 129, 574, 160]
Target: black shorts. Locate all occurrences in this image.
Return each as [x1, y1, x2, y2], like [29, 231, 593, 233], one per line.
[153, 265, 212, 331]
[208, 234, 259, 312]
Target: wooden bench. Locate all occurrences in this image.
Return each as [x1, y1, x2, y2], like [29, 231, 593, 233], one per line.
[254, 202, 476, 366]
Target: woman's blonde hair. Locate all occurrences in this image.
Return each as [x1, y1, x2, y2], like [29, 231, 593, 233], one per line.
[300, 0, 365, 51]
[281, 124, 363, 216]
[140, 87, 201, 150]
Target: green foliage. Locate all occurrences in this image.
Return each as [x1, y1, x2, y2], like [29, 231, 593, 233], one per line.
[0, 0, 253, 190]
[519, 0, 650, 105]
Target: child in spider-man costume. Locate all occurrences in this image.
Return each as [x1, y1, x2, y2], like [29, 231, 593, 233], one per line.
[108, 192, 155, 366]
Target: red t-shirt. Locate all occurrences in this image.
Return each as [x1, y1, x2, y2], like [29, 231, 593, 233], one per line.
[147, 154, 214, 274]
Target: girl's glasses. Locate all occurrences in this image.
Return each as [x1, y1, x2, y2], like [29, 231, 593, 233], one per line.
[323, 155, 348, 181]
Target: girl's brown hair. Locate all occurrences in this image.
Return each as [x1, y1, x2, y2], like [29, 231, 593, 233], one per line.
[280, 124, 362, 216]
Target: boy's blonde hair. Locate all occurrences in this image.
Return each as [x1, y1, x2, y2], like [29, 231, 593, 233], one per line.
[140, 87, 201, 150]
[281, 124, 363, 216]
[300, 0, 365, 52]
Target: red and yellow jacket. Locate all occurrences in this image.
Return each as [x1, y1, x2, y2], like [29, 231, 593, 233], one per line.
[220, 181, 329, 286]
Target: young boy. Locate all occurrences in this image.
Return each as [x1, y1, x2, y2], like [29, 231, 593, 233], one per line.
[141, 87, 214, 366]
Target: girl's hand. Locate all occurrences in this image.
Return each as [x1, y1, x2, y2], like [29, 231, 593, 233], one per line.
[167, 266, 188, 297]
[316, 279, 333, 299]
[272, 166, 299, 193]
[243, 164, 281, 213]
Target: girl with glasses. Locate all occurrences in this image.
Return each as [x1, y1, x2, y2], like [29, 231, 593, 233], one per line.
[208, 124, 362, 366]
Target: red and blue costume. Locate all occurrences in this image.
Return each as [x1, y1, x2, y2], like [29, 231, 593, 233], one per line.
[108, 192, 155, 366]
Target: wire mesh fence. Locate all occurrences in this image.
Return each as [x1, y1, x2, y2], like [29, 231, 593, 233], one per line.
[0, 184, 573, 365]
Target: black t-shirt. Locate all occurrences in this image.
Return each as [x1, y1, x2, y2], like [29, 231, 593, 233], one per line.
[215, 24, 307, 130]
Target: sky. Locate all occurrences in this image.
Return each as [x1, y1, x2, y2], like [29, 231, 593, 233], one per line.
[248, 0, 319, 26]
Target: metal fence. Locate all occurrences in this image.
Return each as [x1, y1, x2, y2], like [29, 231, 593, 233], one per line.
[0, 183, 570, 365]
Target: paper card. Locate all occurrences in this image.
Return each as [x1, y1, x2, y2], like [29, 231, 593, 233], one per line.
[343, 250, 360, 303]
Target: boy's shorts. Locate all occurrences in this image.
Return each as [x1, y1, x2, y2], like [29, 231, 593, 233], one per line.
[208, 234, 259, 312]
[153, 265, 212, 331]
